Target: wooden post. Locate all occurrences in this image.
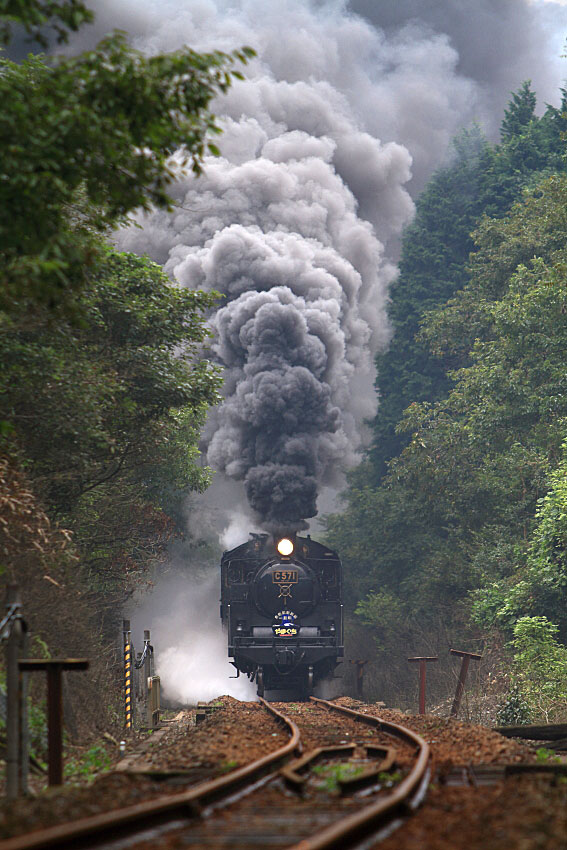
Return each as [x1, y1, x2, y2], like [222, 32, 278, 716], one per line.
[408, 656, 438, 714]
[150, 676, 161, 728]
[19, 627, 29, 796]
[19, 659, 89, 786]
[135, 650, 143, 726]
[5, 585, 28, 799]
[349, 660, 368, 698]
[449, 649, 482, 717]
[6, 585, 20, 799]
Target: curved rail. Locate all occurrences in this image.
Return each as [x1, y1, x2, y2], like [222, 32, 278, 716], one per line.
[286, 697, 431, 850]
[0, 699, 301, 850]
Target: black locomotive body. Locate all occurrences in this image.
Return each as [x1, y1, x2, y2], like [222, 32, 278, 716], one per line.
[220, 532, 344, 697]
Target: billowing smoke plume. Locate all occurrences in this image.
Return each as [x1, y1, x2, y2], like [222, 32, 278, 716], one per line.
[164, 161, 404, 528]
[115, 4, 416, 528]
[104, 0, 567, 528]
[70, 0, 567, 197]
[142, 137, 405, 527]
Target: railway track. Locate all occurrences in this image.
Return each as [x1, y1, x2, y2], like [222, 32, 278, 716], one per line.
[0, 698, 430, 850]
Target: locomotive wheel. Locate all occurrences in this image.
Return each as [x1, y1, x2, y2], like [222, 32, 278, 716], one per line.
[257, 666, 264, 697]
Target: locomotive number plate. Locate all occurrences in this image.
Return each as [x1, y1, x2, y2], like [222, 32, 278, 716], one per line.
[273, 570, 298, 583]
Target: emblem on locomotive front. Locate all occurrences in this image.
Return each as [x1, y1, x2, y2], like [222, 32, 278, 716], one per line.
[272, 609, 299, 637]
[273, 568, 298, 600]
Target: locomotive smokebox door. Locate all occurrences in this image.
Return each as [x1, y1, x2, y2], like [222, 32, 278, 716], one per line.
[253, 562, 320, 618]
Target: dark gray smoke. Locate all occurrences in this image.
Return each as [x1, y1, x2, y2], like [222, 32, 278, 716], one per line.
[116, 13, 411, 528]
[348, 0, 567, 188]
[70, 1, 567, 195]
[106, 0, 567, 530]
[350, 0, 562, 107]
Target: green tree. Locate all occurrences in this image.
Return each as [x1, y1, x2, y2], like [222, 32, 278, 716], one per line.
[473, 436, 567, 640]
[368, 127, 490, 481]
[0, 0, 93, 46]
[327, 171, 567, 703]
[0, 2, 250, 728]
[0, 22, 253, 314]
[509, 617, 567, 721]
[500, 81, 537, 142]
[367, 87, 567, 487]
[1, 250, 222, 599]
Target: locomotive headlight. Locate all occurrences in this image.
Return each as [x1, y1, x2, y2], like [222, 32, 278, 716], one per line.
[277, 537, 294, 556]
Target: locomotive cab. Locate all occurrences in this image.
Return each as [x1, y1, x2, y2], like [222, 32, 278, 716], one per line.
[220, 532, 344, 698]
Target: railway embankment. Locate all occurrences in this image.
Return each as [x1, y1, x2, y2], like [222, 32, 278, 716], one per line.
[0, 696, 564, 850]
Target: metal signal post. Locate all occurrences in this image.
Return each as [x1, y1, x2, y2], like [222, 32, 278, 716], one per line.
[122, 622, 160, 730]
[123, 620, 133, 729]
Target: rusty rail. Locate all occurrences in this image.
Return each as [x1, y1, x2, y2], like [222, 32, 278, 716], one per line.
[284, 697, 431, 850]
[0, 698, 301, 850]
[0, 698, 430, 850]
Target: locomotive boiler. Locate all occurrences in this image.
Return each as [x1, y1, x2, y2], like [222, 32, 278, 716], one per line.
[220, 532, 344, 697]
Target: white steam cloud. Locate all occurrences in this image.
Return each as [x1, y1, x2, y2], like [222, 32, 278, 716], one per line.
[129, 572, 256, 703]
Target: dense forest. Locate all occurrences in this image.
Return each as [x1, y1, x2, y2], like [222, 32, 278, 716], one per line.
[2, 0, 567, 744]
[326, 82, 567, 720]
[0, 0, 252, 735]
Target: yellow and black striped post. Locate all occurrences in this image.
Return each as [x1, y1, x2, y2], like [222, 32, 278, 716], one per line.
[123, 620, 133, 729]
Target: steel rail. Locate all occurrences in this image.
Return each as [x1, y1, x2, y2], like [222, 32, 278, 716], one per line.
[0, 698, 301, 850]
[285, 697, 431, 850]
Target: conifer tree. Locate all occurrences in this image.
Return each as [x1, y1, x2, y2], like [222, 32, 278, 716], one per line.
[500, 80, 537, 140]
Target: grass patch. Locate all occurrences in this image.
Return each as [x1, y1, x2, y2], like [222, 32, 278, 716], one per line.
[311, 762, 364, 793]
[64, 743, 112, 783]
[536, 747, 561, 764]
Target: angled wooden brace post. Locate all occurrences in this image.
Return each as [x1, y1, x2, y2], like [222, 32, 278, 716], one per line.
[449, 649, 482, 718]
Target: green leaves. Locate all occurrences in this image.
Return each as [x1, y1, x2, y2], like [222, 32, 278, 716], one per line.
[327, 103, 567, 686]
[1, 250, 221, 508]
[0, 249, 222, 601]
[508, 616, 567, 720]
[0, 0, 93, 47]
[369, 88, 567, 486]
[0, 33, 255, 313]
[500, 81, 537, 142]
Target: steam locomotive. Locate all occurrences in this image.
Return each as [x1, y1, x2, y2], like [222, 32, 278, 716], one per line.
[220, 532, 344, 697]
